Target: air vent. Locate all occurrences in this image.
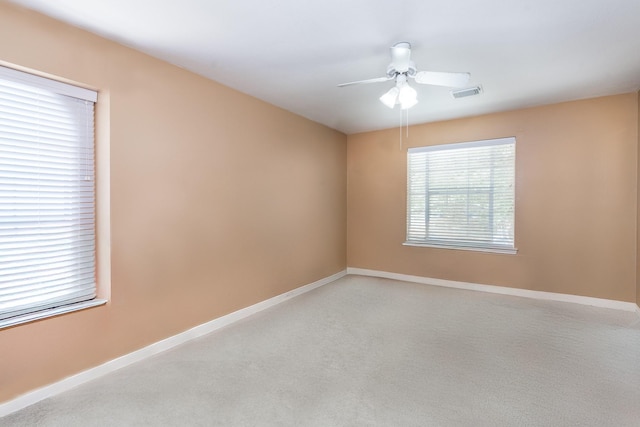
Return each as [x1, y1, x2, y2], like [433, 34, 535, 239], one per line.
[451, 86, 483, 99]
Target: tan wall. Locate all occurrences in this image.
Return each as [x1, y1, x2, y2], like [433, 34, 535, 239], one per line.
[0, 3, 346, 403]
[637, 90, 640, 307]
[348, 94, 638, 303]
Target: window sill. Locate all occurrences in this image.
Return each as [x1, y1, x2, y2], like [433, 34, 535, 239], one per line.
[403, 242, 518, 255]
[0, 299, 107, 330]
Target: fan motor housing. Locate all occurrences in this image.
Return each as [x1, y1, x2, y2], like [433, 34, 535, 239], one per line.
[386, 62, 417, 78]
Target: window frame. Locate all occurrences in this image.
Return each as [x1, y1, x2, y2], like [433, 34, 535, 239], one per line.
[404, 137, 517, 254]
[0, 65, 108, 329]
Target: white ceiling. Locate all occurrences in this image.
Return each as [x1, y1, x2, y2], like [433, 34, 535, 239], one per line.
[8, 0, 640, 134]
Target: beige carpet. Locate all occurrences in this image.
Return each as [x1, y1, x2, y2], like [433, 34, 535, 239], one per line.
[2, 275, 640, 426]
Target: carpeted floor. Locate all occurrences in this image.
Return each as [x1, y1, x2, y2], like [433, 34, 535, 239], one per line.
[2, 275, 640, 426]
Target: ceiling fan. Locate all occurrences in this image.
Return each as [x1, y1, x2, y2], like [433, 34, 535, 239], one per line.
[338, 42, 471, 110]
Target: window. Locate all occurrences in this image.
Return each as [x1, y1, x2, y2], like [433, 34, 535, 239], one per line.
[406, 137, 516, 253]
[0, 65, 102, 327]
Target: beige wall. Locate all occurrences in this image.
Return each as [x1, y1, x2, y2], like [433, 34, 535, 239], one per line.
[348, 94, 638, 303]
[637, 90, 640, 307]
[0, 3, 346, 403]
[1, 0, 639, 408]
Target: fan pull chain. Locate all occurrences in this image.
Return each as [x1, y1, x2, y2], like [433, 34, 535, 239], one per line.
[399, 108, 410, 151]
[406, 108, 409, 139]
[398, 107, 412, 150]
[399, 107, 403, 150]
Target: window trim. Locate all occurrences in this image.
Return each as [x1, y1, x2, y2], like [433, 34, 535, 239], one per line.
[0, 64, 110, 329]
[405, 137, 517, 254]
[0, 298, 106, 329]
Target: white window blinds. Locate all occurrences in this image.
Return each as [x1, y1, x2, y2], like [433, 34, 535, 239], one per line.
[0, 66, 98, 321]
[406, 137, 515, 253]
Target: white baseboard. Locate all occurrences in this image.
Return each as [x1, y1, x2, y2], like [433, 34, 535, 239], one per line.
[347, 267, 640, 313]
[0, 269, 347, 418]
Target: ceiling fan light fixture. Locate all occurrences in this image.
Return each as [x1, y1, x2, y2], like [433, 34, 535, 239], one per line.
[400, 97, 418, 110]
[379, 86, 399, 108]
[398, 84, 418, 109]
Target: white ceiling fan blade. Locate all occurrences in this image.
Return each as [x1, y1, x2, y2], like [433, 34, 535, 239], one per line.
[337, 76, 392, 87]
[390, 42, 412, 72]
[414, 71, 470, 88]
